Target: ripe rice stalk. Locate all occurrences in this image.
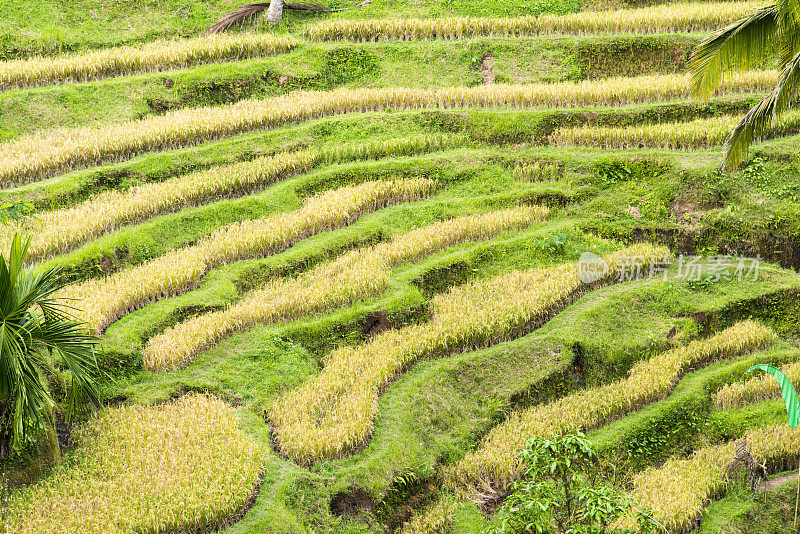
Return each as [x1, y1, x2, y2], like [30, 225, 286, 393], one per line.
[58, 179, 434, 333]
[1, 133, 463, 260]
[0, 71, 777, 186]
[715, 360, 800, 409]
[623, 422, 800, 532]
[302, 1, 766, 41]
[142, 206, 548, 371]
[448, 321, 776, 494]
[269, 243, 670, 465]
[6, 394, 263, 534]
[551, 108, 800, 150]
[0, 33, 298, 89]
[399, 497, 458, 534]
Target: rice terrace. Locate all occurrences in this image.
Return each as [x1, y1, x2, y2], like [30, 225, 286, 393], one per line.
[5, 0, 800, 532]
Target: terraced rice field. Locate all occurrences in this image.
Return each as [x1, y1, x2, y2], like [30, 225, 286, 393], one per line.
[5, 0, 800, 532]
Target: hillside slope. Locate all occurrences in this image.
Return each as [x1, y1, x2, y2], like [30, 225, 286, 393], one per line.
[3, 1, 800, 533]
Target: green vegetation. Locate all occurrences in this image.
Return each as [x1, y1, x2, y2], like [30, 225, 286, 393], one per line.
[6, 0, 800, 532]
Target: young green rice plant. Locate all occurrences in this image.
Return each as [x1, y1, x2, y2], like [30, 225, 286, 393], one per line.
[625, 422, 800, 532]
[2, 133, 464, 260]
[714, 360, 800, 410]
[0, 71, 777, 186]
[302, 1, 765, 41]
[58, 179, 434, 333]
[142, 206, 548, 371]
[448, 321, 776, 494]
[551, 109, 800, 150]
[0, 33, 298, 89]
[269, 243, 669, 465]
[7, 394, 263, 534]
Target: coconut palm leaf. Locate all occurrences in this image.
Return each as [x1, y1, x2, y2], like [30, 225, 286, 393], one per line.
[208, 0, 372, 33]
[722, 49, 800, 169]
[690, 5, 778, 99]
[0, 234, 100, 454]
[746, 364, 800, 428]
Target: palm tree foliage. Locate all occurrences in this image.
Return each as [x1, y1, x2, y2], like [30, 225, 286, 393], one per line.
[0, 235, 99, 456]
[690, 2, 800, 170]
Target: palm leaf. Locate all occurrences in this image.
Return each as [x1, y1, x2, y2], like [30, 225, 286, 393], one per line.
[746, 364, 800, 428]
[721, 49, 800, 170]
[689, 5, 778, 100]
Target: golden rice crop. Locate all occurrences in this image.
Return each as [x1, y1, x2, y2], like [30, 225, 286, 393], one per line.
[58, 179, 433, 333]
[142, 206, 547, 371]
[269, 243, 669, 465]
[0, 71, 777, 185]
[551, 108, 800, 150]
[448, 321, 776, 493]
[0, 33, 298, 89]
[626, 422, 800, 532]
[7, 394, 263, 534]
[302, 1, 766, 41]
[399, 497, 458, 534]
[2, 133, 463, 259]
[714, 360, 800, 409]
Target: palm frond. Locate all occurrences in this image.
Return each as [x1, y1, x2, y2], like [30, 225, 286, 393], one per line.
[690, 5, 778, 100]
[0, 234, 100, 454]
[722, 49, 800, 170]
[207, 0, 372, 33]
[207, 2, 271, 34]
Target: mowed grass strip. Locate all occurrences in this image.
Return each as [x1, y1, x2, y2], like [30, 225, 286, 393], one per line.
[58, 179, 434, 333]
[714, 359, 800, 409]
[0, 33, 298, 89]
[622, 422, 800, 533]
[143, 206, 548, 371]
[551, 109, 800, 149]
[269, 244, 669, 465]
[0, 71, 777, 185]
[3, 134, 462, 259]
[7, 394, 263, 534]
[302, 1, 765, 41]
[449, 321, 776, 493]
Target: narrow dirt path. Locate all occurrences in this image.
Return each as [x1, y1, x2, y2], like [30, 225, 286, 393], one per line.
[765, 473, 798, 490]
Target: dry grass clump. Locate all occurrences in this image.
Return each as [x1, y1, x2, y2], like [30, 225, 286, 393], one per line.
[449, 321, 776, 493]
[627, 422, 800, 532]
[269, 244, 669, 465]
[58, 179, 433, 333]
[0, 33, 298, 89]
[2, 133, 462, 259]
[143, 206, 547, 371]
[551, 108, 800, 149]
[302, 1, 764, 41]
[0, 72, 776, 185]
[7, 394, 263, 534]
[714, 360, 800, 409]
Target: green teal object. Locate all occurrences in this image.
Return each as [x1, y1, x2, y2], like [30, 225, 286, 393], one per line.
[746, 364, 800, 429]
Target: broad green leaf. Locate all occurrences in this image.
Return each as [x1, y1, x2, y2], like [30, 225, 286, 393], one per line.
[746, 364, 800, 429]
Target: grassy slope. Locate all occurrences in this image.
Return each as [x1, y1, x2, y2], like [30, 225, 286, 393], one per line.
[6, 2, 800, 533]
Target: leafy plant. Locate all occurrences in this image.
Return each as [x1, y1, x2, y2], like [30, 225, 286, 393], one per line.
[592, 159, 632, 187]
[0, 202, 34, 225]
[533, 233, 569, 254]
[0, 234, 100, 455]
[491, 432, 658, 534]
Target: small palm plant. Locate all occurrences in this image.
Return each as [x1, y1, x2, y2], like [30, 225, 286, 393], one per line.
[745, 364, 800, 526]
[0, 234, 100, 456]
[689, 4, 800, 170]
